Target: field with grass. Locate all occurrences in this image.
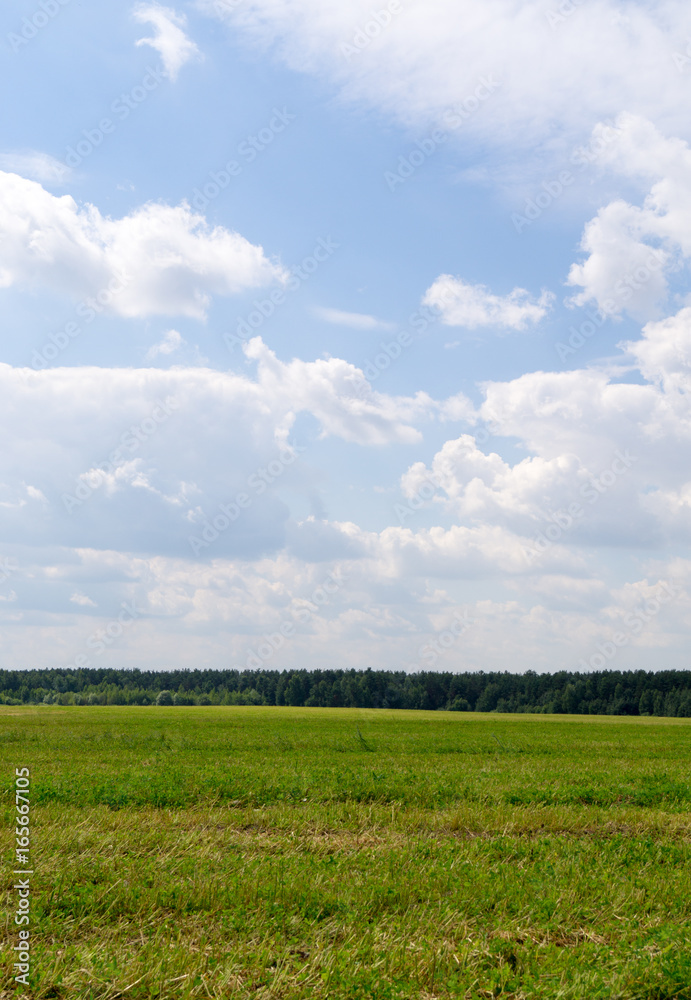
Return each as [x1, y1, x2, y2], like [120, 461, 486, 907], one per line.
[2, 706, 691, 999]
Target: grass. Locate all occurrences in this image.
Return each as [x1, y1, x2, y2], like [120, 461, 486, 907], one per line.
[1, 706, 691, 999]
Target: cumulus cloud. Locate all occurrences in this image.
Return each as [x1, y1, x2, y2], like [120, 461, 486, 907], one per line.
[3, 306, 691, 670]
[197, 0, 691, 151]
[477, 368, 655, 460]
[566, 203, 669, 321]
[313, 306, 395, 330]
[423, 276, 553, 331]
[242, 337, 435, 445]
[70, 592, 98, 608]
[351, 521, 558, 579]
[399, 432, 649, 549]
[0, 340, 443, 561]
[566, 114, 691, 320]
[0, 357, 683, 677]
[5, 319, 691, 572]
[133, 3, 201, 80]
[473, 367, 691, 550]
[623, 306, 691, 397]
[145, 329, 185, 360]
[0, 171, 286, 318]
[390, 290, 691, 558]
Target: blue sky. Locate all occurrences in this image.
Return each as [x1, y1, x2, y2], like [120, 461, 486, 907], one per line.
[1, 0, 691, 674]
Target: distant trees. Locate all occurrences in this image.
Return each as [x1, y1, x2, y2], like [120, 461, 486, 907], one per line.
[1, 666, 691, 717]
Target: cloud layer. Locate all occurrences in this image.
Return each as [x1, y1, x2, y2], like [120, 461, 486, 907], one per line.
[2, 304, 691, 671]
[5, 4, 691, 676]
[200, 0, 691, 150]
[0, 338, 444, 560]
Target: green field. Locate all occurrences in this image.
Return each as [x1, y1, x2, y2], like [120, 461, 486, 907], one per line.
[2, 706, 691, 999]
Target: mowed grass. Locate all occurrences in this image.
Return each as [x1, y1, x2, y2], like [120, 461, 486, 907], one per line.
[2, 707, 691, 999]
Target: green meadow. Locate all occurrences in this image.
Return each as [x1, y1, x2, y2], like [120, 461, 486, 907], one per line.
[2, 706, 691, 999]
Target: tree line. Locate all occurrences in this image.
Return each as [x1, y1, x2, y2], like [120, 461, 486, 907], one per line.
[1, 667, 691, 716]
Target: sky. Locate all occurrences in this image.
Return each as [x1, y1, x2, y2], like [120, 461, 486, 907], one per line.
[1, 0, 691, 675]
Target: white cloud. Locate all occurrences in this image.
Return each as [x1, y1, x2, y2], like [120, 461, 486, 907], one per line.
[0, 171, 286, 318]
[6, 318, 691, 572]
[26, 485, 48, 503]
[566, 114, 691, 320]
[0, 151, 71, 186]
[242, 337, 434, 445]
[133, 3, 201, 81]
[10, 540, 688, 674]
[398, 431, 650, 551]
[198, 0, 691, 152]
[314, 306, 395, 330]
[474, 370, 691, 548]
[70, 592, 98, 608]
[3, 304, 691, 671]
[350, 521, 561, 579]
[624, 306, 691, 396]
[423, 275, 553, 331]
[5, 314, 689, 570]
[145, 329, 185, 360]
[0, 339, 440, 560]
[566, 202, 669, 321]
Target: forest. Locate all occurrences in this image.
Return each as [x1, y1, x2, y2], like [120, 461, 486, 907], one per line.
[1, 667, 691, 716]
